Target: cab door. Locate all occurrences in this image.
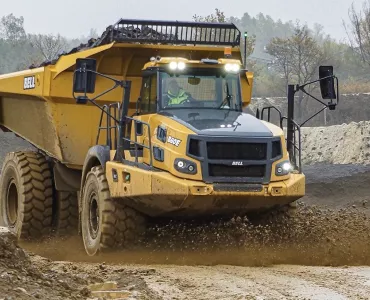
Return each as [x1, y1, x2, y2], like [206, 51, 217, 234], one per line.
[128, 73, 158, 165]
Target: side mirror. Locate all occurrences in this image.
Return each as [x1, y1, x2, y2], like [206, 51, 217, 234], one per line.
[73, 58, 97, 94]
[319, 66, 336, 100]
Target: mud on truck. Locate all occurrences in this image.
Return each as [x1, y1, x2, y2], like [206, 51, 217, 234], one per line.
[0, 19, 339, 256]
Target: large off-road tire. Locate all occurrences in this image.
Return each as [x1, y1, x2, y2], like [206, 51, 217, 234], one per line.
[0, 151, 53, 239]
[81, 166, 146, 256]
[53, 191, 79, 235]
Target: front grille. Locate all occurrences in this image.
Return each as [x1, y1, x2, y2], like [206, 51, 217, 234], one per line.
[189, 139, 201, 157]
[272, 140, 282, 158]
[207, 142, 267, 160]
[208, 164, 266, 177]
[187, 136, 283, 184]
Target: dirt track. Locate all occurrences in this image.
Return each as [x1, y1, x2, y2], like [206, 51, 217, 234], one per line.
[13, 167, 370, 299]
[127, 264, 370, 299]
[1, 132, 370, 299]
[13, 192, 370, 299]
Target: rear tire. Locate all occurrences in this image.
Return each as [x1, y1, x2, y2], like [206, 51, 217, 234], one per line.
[53, 191, 79, 235]
[0, 151, 53, 239]
[81, 166, 146, 256]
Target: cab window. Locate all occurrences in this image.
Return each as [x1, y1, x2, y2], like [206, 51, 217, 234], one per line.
[140, 75, 157, 114]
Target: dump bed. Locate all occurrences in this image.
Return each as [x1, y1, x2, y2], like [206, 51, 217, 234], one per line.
[0, 19, 244, 169]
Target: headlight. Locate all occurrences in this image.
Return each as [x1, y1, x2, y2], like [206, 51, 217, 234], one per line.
[225, 63, 240, 73]
[177, 61, 186, 70]
[169, 61, 178, 70]
[174, 158, 197, 175]
[225, 63, 233, 72]
[275, 160, 293, 176]
[168, 61, 186, 71]
[282, 162, 292, 171]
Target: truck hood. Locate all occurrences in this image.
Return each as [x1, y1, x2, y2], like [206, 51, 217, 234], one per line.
[159, 109, 273, 137]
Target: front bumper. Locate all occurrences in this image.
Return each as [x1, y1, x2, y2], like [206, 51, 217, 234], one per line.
[106, 162, 305, 217]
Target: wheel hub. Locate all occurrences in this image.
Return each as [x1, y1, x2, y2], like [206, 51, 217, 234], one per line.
[6, 179, 18, 227]
[89, 193, 99, 239]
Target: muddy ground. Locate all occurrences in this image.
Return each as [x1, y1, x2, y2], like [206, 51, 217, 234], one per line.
[1, 132, 370, 299]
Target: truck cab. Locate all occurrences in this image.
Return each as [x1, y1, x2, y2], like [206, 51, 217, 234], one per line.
[125, 55, 290, 187]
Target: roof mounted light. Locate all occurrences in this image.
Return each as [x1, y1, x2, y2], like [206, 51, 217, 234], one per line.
[225, 63, 240, 73]
[169, 61, 178, 70]
[168, 61, 186, 71]
[178, 61, 186, 70]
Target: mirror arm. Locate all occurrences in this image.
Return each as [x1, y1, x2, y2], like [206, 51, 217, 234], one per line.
[296, 74, 338, 109]
[299, 106, 327, 127]
[87, 86, 121, 123]
[72, 69, 126, 124]
[298, 75, 336, 89]
[296, 75, 339, 127]
[91, 70, 124, 86]
[299, 85, 328, 107]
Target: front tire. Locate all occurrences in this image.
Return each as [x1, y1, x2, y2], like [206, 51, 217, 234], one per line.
[81, 166, 146, 256]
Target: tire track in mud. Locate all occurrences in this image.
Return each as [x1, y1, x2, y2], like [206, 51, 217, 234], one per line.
[137, 265, 370, 300]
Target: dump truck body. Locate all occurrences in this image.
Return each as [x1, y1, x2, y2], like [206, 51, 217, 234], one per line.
[0, 43, 245, 168]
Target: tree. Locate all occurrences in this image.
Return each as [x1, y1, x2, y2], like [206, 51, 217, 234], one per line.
[0, 13, 26, 43]
[87, 28, 99, 39]
[193, 8, 226, 23]
[192, 9, 256, 64]
[344, 1, 370, 66]
[192, 9, 229, 44]
[29, 33, 67, 61]
[266, 23, 331, 120]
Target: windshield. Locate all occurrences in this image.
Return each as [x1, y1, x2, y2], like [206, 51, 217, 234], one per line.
[159, 69, 242, 111]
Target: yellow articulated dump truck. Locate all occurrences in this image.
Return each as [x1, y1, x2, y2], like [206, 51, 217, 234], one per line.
[0, 19, 339, 256]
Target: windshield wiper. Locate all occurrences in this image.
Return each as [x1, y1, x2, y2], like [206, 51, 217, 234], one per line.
[218, 82, 232, 109]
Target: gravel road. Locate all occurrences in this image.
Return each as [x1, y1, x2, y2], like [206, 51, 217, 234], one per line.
[1, 132, 370, 300]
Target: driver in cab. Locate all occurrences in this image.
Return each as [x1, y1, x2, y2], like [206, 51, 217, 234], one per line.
[167, 80, 191, 105]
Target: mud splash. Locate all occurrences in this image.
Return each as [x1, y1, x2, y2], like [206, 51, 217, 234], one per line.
[21, 204, 370, 267]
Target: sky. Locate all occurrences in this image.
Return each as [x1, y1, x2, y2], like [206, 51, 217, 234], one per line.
[0, 0, 361, 42]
